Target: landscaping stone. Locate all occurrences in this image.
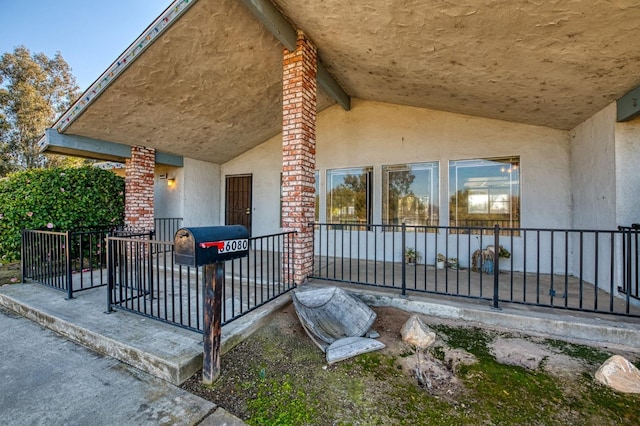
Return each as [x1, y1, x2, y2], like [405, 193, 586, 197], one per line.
[401, 315, 436, 349]
[595, 355, 640, 394]
[326, 336, 386, 364]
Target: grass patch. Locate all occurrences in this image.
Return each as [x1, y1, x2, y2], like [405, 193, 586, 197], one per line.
[432, 324, 566, 424]
[246, 372, 316, 425]
[182, 309, 640, 425]
[544, 338, 612, 365]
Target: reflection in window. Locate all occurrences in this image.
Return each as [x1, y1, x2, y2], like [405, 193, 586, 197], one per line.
[382, 162, 439, 227]
[326, 167, 372, 225]
[449, 157, 520, 230]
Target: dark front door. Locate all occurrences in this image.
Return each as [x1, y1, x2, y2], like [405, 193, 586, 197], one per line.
[225, 175, 252, 233]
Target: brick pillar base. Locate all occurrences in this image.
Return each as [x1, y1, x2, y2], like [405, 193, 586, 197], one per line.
[124, 146, 155, 232]
[282, 31, 317, 285]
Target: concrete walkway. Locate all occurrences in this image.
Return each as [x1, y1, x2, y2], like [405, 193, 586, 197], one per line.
[0, 306, 243, 426]
[0, 283, 291, 425]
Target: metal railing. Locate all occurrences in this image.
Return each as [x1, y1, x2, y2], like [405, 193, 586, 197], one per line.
[22, 228, 114, 298]
[153, 218, 183, 248]
[106, 231, 296, 332]
[619, 224, 639, 301]
[21, 220, 181, 296]
[311, 223, 640, 317]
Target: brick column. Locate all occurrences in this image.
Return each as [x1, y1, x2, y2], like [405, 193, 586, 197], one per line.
[282, 31, 317, 285]
[124, 145, 155, 232]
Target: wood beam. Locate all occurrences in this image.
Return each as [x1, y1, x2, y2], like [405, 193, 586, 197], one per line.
[40, 129, 184, 167]
[617, 86, 640, 122]
[240, 0, 350, 111]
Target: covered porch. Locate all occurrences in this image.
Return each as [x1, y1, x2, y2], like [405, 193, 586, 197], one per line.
[34, 0, 640, 332]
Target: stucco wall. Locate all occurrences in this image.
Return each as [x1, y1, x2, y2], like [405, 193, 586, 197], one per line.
[182, 158, 220, 227]
[615, 116, 640, 226]
[569, 102, 617, 229]
[223, 99, 571, 236]
[154, 165, 184, 219]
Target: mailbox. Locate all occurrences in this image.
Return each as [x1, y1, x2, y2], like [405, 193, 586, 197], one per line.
[174, 225, 250, 267]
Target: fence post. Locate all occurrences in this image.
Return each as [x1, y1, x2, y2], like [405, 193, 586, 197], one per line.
[147, 230, 154, 298]
[20, 229, 26, 283]
[401, 223, 407, 296]
[106, 233, 114, 313]
[65, 230, 73, 299]
[492, 224, 500, 309]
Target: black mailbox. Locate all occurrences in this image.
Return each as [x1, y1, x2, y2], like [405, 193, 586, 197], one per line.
[174, 225, 250, 267]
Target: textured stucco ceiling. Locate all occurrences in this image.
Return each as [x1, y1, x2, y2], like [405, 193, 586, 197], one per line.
[274, 0, 640, 130]
[66, 0, 335, 163]
[65, 0, 640, 163]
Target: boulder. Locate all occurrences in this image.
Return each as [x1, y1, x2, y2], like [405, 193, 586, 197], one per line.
[595, 355, 640, 394]
[401, 315, 436, 349]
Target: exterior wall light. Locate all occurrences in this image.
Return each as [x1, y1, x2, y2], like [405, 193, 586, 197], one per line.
[167, 178, 176, 187]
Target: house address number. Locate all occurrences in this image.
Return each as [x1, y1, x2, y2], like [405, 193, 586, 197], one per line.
[199, 239, 249, 253]
[218, 239, 248, 253]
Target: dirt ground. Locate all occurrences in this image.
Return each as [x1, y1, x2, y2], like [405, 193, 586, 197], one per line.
[182, 304, 640, 425]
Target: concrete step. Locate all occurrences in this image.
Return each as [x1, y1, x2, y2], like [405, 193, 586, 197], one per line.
[0, 283, 290, 385]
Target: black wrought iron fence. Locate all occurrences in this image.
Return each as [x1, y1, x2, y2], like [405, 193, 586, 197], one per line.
[22, 228, 115, 298]
[153, 218, 182, 252]
[106, 231, 296, 332]
[312, 223, 640, 317]
[619, 224, 639, 301]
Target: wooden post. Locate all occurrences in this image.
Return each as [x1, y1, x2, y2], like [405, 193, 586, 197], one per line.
[203, 262, 224, 384]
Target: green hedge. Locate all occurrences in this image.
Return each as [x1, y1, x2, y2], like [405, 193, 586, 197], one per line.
[0, 166, 125, 262]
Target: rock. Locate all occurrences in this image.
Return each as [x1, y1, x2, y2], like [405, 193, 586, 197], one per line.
[595, 355, 640, 394]
[491, 337, 550, 370]
[444, 347, 478, 372]
[400, 315, 436, 349]
[325, 337, 386, 364]
[292, 286, 377, 352]
[365, 329, 380, 339]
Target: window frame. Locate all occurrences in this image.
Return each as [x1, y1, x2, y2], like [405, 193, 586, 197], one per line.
[448, 157, 520, 232]
[382, 161, 440, 229]
[325, 166, 373, 226]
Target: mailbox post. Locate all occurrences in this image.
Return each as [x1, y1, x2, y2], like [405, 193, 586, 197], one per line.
[174, 225, 249, 384]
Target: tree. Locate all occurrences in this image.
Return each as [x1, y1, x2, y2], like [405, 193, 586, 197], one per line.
[0, 46, 80, 175]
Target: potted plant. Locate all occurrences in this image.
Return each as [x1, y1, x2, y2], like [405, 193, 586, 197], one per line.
[497, 245, 511, 271]
[447, 257, 459, 269]
[436, 253, 446, 269]
[405, 247, 421, 264]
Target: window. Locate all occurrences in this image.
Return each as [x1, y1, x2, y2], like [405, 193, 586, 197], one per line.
[382, 162, 439, 227]
[449, 157, 520, 230]
[326, 167, 372, 225]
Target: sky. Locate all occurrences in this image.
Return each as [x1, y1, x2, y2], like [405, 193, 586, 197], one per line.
[0, 0, 173, 91]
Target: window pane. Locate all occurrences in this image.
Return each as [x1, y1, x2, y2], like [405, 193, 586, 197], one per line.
[326, 167, 372, 225]
[382, 162, 439, 227]
[449, 157, 520, 230]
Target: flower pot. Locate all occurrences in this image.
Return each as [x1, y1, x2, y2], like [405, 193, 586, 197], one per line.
[436, 261, 445, 269]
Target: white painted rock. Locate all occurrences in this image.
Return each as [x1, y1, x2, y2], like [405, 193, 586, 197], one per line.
[595, 355, 640, 394]
[326, 337, 385, 364]
[400, 315, 436, 349]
